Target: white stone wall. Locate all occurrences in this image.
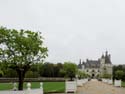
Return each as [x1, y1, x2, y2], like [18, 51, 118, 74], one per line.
[100, 64, 113, 76]
[100, 58, 105, 64]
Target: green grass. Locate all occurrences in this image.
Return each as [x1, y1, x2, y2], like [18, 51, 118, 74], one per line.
[0, 83, 13, 90]
[122, 81, 125, 87]
[0, 82, 65, 93]
[43, 82, 65, 93]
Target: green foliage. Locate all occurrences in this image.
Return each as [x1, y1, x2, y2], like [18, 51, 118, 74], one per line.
[41, 62, 64, 77]
[101, 73, 112, 79]
[59, 69, 66, 77]
[0, 62, 76, 78]
[25, 71, 39, 78]
[4, 68, 18, 78]
[25, 63, 41, 78]
[53, 63, 63, 77]
[115, 70, 124, 80]
[63, 62, 77, 81]
[0, 27, 48, 90]
[77, 70, 89, 79]
[0, 70, 4, 77]
[37, 63, 44, 77]
[77, 70, 87, 79]
[0, 27, 48, 67]
[113, 65, 125, 81]
[42, 63, 54, 77]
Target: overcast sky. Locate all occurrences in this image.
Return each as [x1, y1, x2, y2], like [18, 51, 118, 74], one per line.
[0, 0, 125, 64]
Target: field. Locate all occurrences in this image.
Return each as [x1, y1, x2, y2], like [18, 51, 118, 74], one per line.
[0, 82, 65, 93]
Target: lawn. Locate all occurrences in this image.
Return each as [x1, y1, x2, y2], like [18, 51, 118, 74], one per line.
[0, 82, 65, 93]
[122, 81, 125, 87]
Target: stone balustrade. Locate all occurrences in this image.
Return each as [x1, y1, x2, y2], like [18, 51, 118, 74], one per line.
[2, 82, 44, 94]
[65, 81, 77, 93]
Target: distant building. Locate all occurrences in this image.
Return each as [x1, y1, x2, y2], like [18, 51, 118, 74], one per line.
[78, 51, 113, 78]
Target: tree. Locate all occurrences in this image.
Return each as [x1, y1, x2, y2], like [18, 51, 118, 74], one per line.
[38, 63, 44, 77]
[59, 69, 66, 77]
[0, 70, 3, 77]
[0, 27, 48, 90]
[115, 70, 124, 80]
[113, 65, 125, 81]
[56, 63, 63, 77]
[25, 71, 39, 78]
[4, 68, 18, 78]
[77, 70, 87, 79]
[53, 63, 63, 77]
[63, 62, 77, 81]
[42, 62, 54, 77]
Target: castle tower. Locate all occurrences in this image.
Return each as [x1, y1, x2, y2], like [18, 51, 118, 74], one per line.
[79, 59, 82, 65]
[105, 51, 111, 64]
[100, 51, 112, 78]
[100, 54, 105, 64]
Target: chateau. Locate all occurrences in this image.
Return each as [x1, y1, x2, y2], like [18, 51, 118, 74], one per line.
[78, 51, 113, 78]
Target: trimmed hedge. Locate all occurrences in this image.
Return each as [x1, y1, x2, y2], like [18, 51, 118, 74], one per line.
[0, 78, 65, 83]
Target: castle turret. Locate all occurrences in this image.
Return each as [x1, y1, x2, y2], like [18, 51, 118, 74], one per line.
[105, 51, 111, 64]
[79, 59, 82, 64]
[100, 51, 112, 78]
[100, 54, 105, 64]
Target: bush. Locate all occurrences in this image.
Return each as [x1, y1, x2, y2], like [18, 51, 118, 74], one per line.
[4, 69, 18, 78]
[101, 73, 112, 79]
[62, 62, 77, 81]
[0, 70, 4, 77]
[77, 70, 88, 79]
[115, 70, 124, 80]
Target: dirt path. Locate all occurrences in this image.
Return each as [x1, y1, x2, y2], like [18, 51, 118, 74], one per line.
[77, 79, 125, 94]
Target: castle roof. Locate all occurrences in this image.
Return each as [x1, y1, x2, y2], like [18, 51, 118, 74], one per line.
[104, 51, 111, 64]
[84, 60, 100, 68]
[78, 51, 112, 69]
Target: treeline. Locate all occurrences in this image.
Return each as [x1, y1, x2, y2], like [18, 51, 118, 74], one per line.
[113, 65, 125, 81]
[0, 62, 76, 78]
[1, 61, 125, 81]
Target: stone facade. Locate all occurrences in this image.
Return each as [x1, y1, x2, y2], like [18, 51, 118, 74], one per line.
[78, 51, 113, 78]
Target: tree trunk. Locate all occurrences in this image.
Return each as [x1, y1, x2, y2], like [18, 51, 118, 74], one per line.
[16, 65, 29, 90]
[18, 70, 25, 90]
[70, 77, 73, 81]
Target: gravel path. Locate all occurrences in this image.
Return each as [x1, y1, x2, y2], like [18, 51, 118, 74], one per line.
[77, 79, 125, 94]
